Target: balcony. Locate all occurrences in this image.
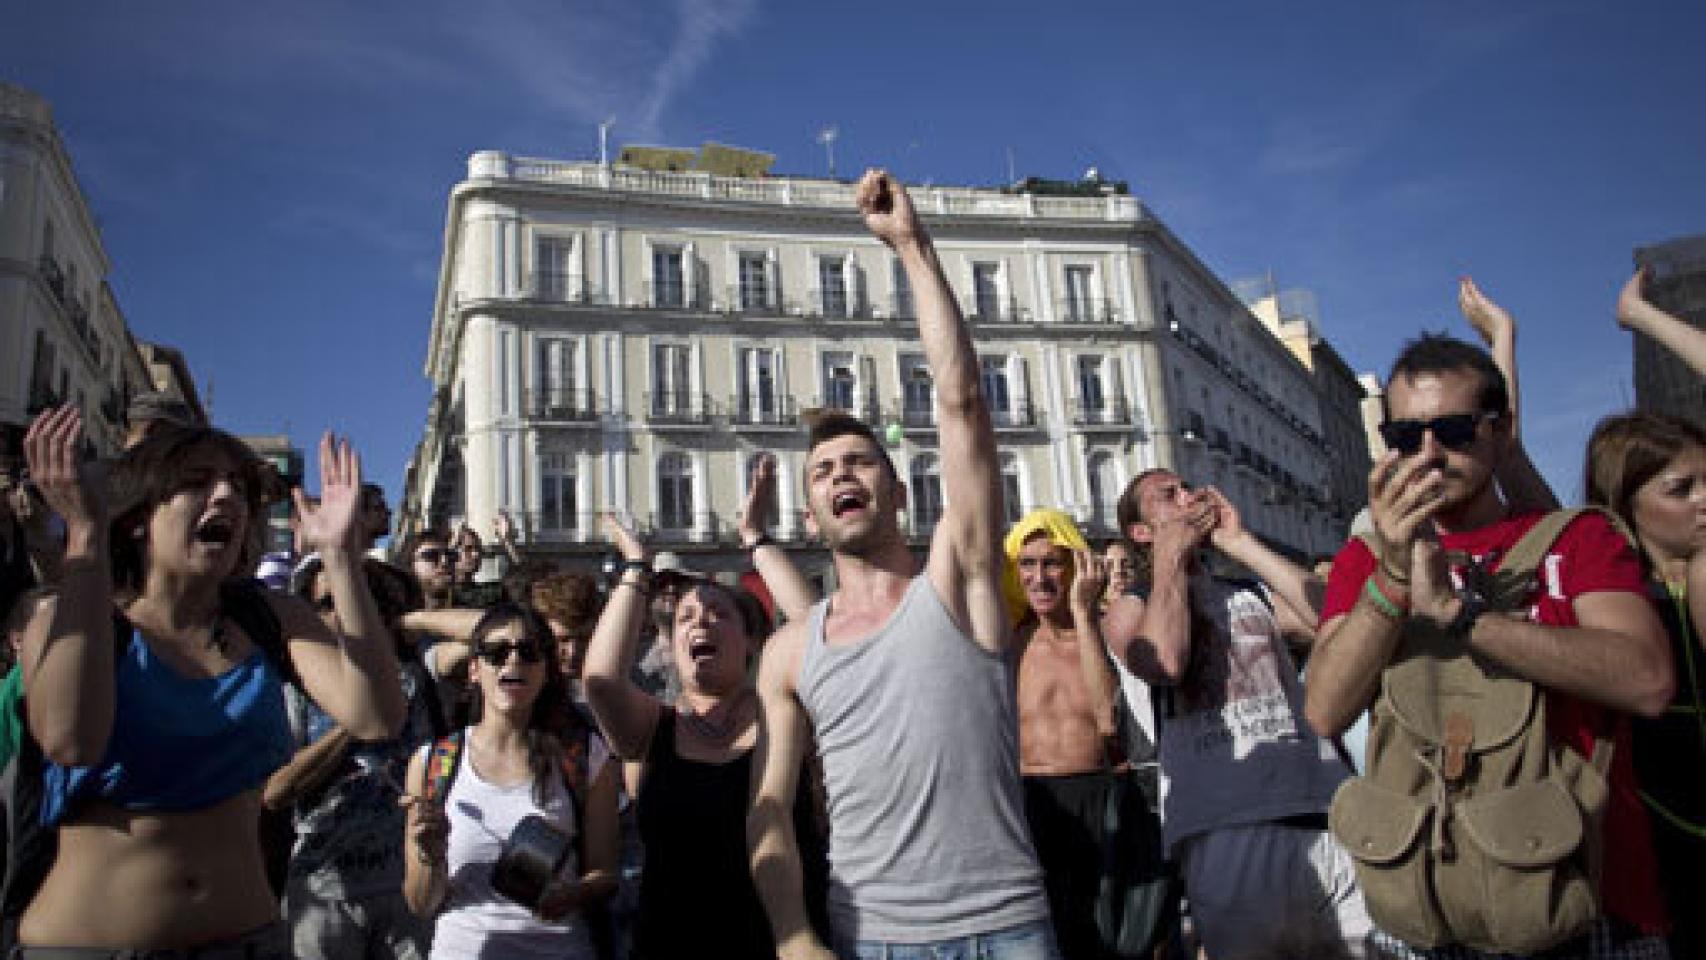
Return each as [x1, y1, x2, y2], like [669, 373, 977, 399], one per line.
[645, 391, 715, 425]
[990, 401, 1038, 429]
[898, 402, 935, 428]
[519, 510, 586, 542]
[523, 271, 593, 303]
[887, 296, 916, 321]
[725, 284, 780, 316]
[645, 511, 719, 544]
[525, 388, 600, 422]
[1056, 297, 1122, 325]
[808, 288, 872, 320]
[728, 395, 798, 428]
[970, 299, 1026, 324]
[1069, 397, 1133, 427]
[37, 255, 64, 297]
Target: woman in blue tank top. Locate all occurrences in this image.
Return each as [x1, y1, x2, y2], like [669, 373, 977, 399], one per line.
[13, 407, 406, 957]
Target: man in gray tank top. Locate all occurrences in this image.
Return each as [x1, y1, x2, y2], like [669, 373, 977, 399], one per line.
[747, 170, 1056, 960]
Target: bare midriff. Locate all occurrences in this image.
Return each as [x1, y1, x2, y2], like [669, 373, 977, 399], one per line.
[1016, 628, 1108, 777]
[20, 790, 278, 949]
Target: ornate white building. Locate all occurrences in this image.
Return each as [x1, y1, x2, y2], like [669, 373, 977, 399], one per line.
[400, 150, 1360, 578]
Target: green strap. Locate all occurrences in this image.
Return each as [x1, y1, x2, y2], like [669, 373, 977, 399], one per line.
[1639, 788, 1706, 842]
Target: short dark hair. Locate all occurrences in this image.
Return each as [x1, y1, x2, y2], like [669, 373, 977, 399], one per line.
[402, 527, 451, 559]
[107, 423, 275, 591]
[1385, 333, 1508, 418]
[804, 409, 897, 482]
[1116, 468, 1174, 534]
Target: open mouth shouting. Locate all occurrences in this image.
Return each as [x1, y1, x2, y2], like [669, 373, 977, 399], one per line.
[687, 634, 720, 665]
[831, 487, 870, 520]
[193, 515, 238, 551]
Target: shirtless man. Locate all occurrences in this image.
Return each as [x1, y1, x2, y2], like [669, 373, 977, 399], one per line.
[1007, 508, 1122, 960]
[747, 170, 1053, 960]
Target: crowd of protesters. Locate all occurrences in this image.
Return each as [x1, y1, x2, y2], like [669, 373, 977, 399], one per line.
[0, 169, 1700, 960]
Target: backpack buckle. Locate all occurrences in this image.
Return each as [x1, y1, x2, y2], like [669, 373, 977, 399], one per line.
[1443, 712, 1473, 783]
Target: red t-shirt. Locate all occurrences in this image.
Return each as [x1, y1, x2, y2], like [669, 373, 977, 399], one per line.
[1320, 510, 1667, 936]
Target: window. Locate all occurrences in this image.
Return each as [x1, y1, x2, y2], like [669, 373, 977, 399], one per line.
[972, 262, 1002, 320]
[1088, 452, 1121, 533]
[534, 236, 576, 299]
[892, 259, 914, 319]
[900, 354, 933, 424]
[910, 455, 944, 535]
[818, 256, 848, 317]
[738, 348, 779, 422]
[652, 245, 685, 308]
[41, 219, 54, 260]
[1063, 265, 1094, 322]
[539, 453, 577, 532]
[822, 352, 856, 412]
[657, 452, 694, 531]
[652, 343, 692, 414]
[534, 338, 578, 415]
[999, 453, 1024, 525]
[1077, 356, 1106, 414]
[738, 252, 771, 311]
[980, 357, 1011, 418]
[29, 331, 55, 405]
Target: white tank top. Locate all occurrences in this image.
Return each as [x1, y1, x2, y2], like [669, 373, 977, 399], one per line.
[425, 734, 596, 960]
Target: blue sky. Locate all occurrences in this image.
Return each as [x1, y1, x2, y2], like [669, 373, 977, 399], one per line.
[4, 0, 1702, 507]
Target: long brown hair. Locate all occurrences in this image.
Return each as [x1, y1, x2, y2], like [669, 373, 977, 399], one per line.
[107, 424, 277, 592]
[1584, 411, 1706, 572]
[467, 602, 567, 807]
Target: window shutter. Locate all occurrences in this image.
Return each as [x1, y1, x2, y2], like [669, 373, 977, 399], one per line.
[682, 240, 698, 308]
[1009, 354, 1029, 417]
[766, 248, 780, 310]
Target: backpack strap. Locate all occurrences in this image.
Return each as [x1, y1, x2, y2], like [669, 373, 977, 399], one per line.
[220, 578, 297, 687]
[1483, 508, 1628, 612]
[424, 731, 464, 803]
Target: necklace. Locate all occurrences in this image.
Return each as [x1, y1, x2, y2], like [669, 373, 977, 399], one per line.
[679, 689, 754, 743]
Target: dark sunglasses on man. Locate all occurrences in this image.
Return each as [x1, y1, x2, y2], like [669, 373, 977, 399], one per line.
[1378, 411, 1499, 456]
[475, 639, 545, 666]
[415, 548, 455, 566]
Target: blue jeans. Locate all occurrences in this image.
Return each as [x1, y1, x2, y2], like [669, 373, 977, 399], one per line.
[837, 919, 1061, 960]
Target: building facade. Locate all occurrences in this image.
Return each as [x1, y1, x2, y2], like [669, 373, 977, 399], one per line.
[240, 434, 305, 556]
[1633, 235, 1706, 422]
[0, 82, 161, 457]
[400, 151, 1358, 579]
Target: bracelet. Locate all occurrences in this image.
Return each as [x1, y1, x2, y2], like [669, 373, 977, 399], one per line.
[1363, 577, 1406, 620]
[743, 533, 775, 551]
[1373, 566, 1411, 609]
[620, 559, 649, 574]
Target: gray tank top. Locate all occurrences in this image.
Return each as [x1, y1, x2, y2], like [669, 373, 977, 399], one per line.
[799, 575, 1047, 943]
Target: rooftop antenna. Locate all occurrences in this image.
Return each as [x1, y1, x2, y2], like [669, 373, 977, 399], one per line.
[598, 117, 615, 167]
[817, 125, 839, 179]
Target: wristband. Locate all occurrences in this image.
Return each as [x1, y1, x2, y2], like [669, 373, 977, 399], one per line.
[620, 559, 650, 575]
[1373, 566, 1411, 609]
[1447, 588, 1488, 637]
[743, 532, 776, 551]
[1363, 577, 1405, 620]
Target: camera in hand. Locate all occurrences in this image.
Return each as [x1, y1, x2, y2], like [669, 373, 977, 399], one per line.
[491, 814, 572, 909]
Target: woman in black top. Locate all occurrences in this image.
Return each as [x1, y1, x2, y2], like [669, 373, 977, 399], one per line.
[1585, 411, 1706, 959]
[581, 516, 825, 960]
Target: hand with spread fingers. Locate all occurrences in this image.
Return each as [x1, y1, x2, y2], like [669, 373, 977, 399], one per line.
[738, 453, 780, 544]
[293, 432, 366, 556]
[1366, 450, 1445, 584]
[22, 405, 106, 537]
[854, 169, 925, 251]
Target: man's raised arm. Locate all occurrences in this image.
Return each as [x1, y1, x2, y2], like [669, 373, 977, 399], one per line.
[853, 169, 1006, 652]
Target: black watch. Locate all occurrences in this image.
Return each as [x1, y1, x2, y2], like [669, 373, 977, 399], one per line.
[1447, 587, 1488, 637]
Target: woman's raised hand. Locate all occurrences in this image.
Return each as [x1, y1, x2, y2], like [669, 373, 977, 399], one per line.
[294, 432, 365, 555]
[22, 405, 105, 536]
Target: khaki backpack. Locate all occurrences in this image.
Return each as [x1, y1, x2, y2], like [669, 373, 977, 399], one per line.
[1329, 509, 1619, 955]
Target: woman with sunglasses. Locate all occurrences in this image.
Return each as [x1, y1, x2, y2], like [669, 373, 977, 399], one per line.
[14, 408, 405, 958]
[1585, 412, 1706, 959]
[402, 602, 618, 960]
[582, 515, 826, 960]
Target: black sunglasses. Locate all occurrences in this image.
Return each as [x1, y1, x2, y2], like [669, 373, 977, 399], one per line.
[475, 640, 544, 666]
[1379, 412, 1498, 456]
[414, 548, 455, 565]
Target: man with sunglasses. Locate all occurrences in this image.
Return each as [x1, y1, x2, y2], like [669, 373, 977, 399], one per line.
[1307, 333, 1674, 960]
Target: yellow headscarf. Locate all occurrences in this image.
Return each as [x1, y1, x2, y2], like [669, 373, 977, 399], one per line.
[1002, 508, 1091, 625]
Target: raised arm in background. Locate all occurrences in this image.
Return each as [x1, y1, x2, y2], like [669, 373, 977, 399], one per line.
[579, 515, 664, 761]
[1458, 277, 1558, 511]
[1619, 266, 1706, 378]
[739, 453, 818, 623]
